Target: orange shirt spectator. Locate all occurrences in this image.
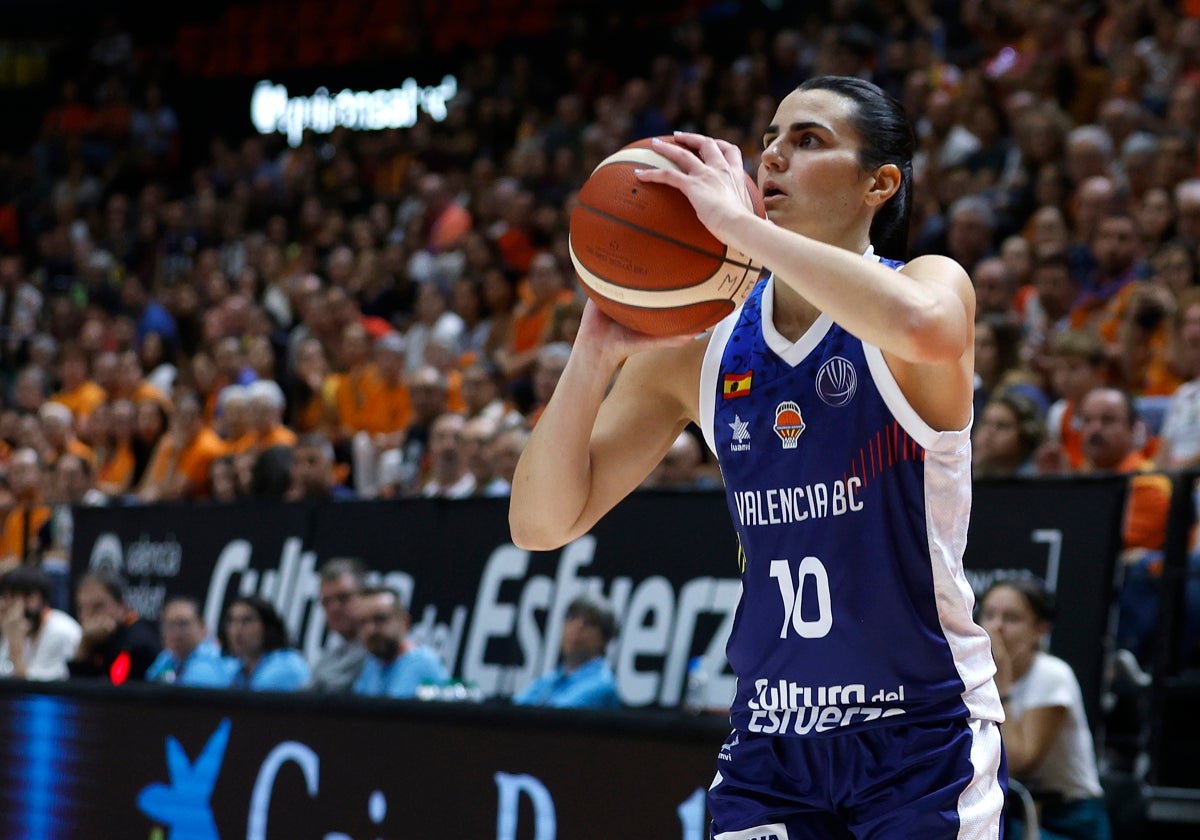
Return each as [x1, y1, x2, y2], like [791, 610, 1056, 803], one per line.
[0, 449, 51, 567]
[96, 442, 136, 498]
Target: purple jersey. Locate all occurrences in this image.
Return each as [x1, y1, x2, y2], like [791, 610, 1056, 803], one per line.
[699, 262, 1002, 738]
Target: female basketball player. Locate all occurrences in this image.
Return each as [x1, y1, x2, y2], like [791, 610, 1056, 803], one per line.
[510, 76, 1007, 838]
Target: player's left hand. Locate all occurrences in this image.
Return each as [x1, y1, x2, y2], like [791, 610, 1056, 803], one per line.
[635, 132, 757, 241]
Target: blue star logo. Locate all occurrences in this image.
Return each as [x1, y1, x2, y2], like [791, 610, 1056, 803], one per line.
[137, 719, 231, 840]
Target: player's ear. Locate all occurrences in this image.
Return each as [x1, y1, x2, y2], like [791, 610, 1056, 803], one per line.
[865, 163, 901, 208]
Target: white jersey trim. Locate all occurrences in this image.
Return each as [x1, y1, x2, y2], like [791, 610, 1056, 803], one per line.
[862, 343, 972, 455]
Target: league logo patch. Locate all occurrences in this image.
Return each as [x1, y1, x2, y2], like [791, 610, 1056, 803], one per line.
[723, 371, 753, 399]
[773, 401, 805, 449]
[816, 356, 857, 407]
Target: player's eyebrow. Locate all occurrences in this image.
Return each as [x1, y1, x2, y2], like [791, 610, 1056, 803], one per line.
[764, 121, 832, 138]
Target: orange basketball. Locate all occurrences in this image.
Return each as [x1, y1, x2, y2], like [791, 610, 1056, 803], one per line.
[568, 136, 767, 337]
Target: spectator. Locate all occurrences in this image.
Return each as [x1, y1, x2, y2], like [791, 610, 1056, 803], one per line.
[286, 433, 354, 501]
[135, 390, 227, 502]
[1158, 288, 1200, 468]
[526, 341, 572, 427]
[245, 379, 297, 451]
[514, 594, 621, 709]
[0, 565, 81, 680]
[972, 256, 1019, 319]
[95, 398, 137, 496]
[351, 586, 449, 699]
[480, 424, 529, 497]
[68, 570, 160, 684]
[981, 578, 1113, 840]
[216, 595, 310, 691]
[644, 429, 719, 490]
[49, 342, 106, 423]
[1040, 330, 1108, 473]
[308, 558, 369, 693]
[0, 447, 51, 569]
[37, 401, 93, 467]
[421, 412, 474, 498]
[973, 390, 1047, 479]
[144, 596, 225, 686]
[375, 365, 449, 498]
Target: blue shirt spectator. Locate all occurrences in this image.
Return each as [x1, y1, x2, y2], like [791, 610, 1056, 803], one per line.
[513, 594, 622, 710]
[352, 645, 449, 699]
[221, 648, 311, 691]
[146, 639, 226, 687]
[513, 655, 620, 709]
[352, 586, 449, 699]
[217, 595, 309, 692]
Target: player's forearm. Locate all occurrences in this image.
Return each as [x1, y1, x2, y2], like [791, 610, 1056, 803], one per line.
[509, 351, 617, 550]
[720, 213, 972, 363]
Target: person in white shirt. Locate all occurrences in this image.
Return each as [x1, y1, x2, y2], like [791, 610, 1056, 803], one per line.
[982, 577, 1113, 840]
[0, 565, 82, 680]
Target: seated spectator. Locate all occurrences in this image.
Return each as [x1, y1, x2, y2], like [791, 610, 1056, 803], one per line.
[479, 424, 530, 497]
[68, 570, 161, 684]
[245, 379, 297, 451]
[0, 447, 51, 569]
[144, 596, 225, 687]
[981, 578, 1112, 840]
[38, 400, 93, 467]
[135, 390, 228, 502]
[973, 390, 1047, 478]
[422, 412, 475, 498]
[643, 429, 721, 490]
[307, 558, 368, 693]
[217, 595, 310, 691]
[0, 565, 81, 680]
[514, 594, 621, 709]
[351, 586, 448, 699]
[286, 433, 354, 501]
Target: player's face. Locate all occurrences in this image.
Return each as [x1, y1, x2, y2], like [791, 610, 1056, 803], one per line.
[759, 88, 878, 248]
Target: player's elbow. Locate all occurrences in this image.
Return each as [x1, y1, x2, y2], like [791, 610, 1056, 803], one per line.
[897, 306, 971, 364]
[508, 507, 571, 552]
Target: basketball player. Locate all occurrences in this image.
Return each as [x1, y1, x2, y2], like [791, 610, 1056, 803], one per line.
[510, 76, 1006, 838]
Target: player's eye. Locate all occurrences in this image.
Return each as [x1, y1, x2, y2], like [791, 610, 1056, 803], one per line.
[797, 132, 820, 149]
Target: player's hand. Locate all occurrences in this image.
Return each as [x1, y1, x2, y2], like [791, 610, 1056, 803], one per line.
[634, 132, 757, 241]
[575, 299, 701, 365]
[1, 600, 29, 646]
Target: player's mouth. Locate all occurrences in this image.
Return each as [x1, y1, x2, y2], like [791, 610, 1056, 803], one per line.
[761, 181, 787, 202]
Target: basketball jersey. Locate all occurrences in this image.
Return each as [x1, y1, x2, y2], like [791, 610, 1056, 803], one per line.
[699, 262, 1002, 738]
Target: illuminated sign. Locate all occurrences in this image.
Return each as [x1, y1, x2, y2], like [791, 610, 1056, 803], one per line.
[250, 76, 458, 147]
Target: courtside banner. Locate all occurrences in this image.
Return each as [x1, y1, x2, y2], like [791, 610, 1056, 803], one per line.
[0, 681, 724, 840]
[71, 478, 1127, 711]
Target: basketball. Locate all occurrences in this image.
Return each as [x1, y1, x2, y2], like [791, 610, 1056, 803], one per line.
[568, 136, 767, 337]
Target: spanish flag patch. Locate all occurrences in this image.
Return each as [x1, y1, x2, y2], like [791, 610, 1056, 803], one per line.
[723, 371, 753, 399]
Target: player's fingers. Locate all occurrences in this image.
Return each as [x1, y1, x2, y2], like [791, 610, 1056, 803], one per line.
[633, 165, 685, 188]
[650, 137, 699, 172]
[713, 137, 745, 171]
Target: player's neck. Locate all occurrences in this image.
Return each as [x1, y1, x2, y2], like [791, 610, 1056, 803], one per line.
[770, 281, 822, 343]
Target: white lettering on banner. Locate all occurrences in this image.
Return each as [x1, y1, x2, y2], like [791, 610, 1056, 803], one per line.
[733, 478, 863, 527]
[460, 537, 741, 707]
[495, 773, 557, 840]
[248, 742, 319, 840]
[250, 76, 459, 148]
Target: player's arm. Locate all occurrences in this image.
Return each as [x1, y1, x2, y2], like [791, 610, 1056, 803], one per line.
[509, 304, 701, 551]
[638, 134, 974, 428]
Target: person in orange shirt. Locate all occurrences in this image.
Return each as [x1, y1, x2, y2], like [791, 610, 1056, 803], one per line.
[1074, 386, 1171, 667]
[1040, 330, 1108, 472]
[333, 321, 378, 443]
[135, 391, 228, 502]
[215, 385, 256, 453]
[36, 402, 94, 468]
[495, 250, 576, 386]
[0, 448, 52, 569]
[49, 343, 106, 425]
[95, 399, 138, 498]
[347, 333, 414, 498]
[112, 350, 170, 409]
[288, 337, 339, 436]
[246, 380, 297, 452]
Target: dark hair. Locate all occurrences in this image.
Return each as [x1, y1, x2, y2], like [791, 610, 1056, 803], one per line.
[982, 576, 1056, 622]
[219, 595, 291, 653]
[797, 75, 915, 260]
[250, 445, 293, 498]
[565, 594, 617, 643]
[162, 595, 204, 620]
[76, 569, 128, 604]
[0, 565, 53, 601]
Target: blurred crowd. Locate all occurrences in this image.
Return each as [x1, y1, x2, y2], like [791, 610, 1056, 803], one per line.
[2, 3, 1200, 613]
